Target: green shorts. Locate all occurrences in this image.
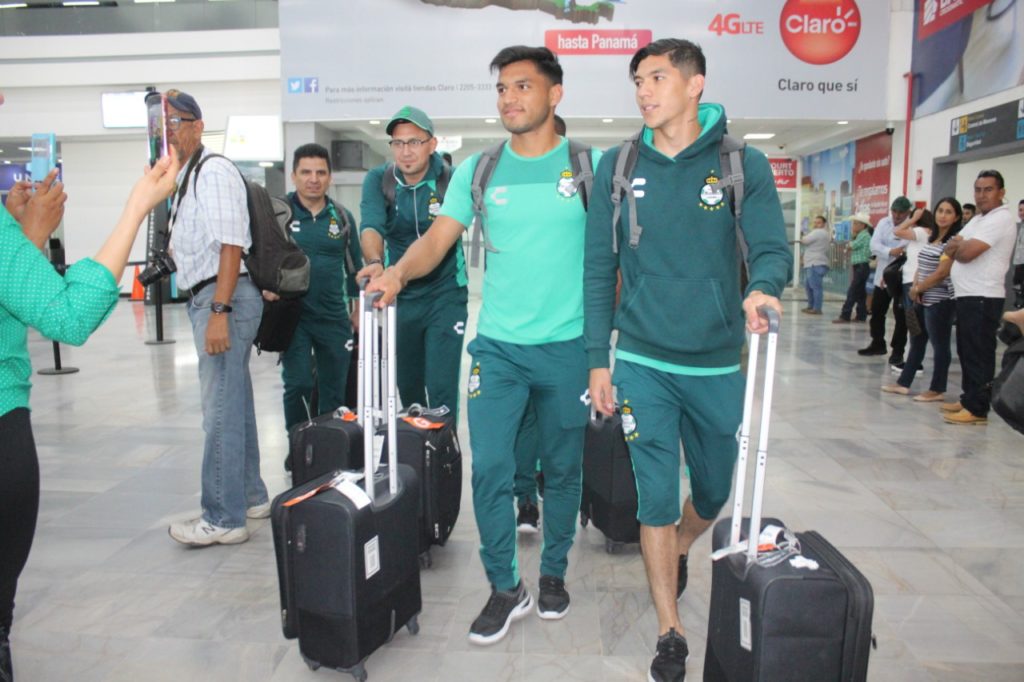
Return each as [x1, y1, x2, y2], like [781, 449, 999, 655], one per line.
[613, 359, 743, 526]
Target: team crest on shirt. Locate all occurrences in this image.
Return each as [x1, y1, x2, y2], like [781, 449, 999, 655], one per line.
[290, 220, 301, 232]
[468, 365, 482, 398]
[428, 194, 442, 218]
[699, 172, 726, 211]
[556, 168, 579, 199]
[328, 219, 342, 239]
[621, 402, 639, 441]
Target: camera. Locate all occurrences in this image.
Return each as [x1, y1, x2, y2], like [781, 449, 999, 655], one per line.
[137, 249, 177, 287]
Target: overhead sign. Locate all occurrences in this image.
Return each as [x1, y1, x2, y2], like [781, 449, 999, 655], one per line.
[948, 98, 1024, 155]
[917, 0, 991, 40]
[280, 0, 889, 122]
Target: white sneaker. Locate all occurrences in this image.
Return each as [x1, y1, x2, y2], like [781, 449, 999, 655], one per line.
[168, 517, 249, 546]
[246, 501, 271, 519]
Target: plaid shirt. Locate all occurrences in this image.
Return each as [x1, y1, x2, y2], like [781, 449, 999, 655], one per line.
[170, 148, 250, 289]
[850, 229, 872, 265]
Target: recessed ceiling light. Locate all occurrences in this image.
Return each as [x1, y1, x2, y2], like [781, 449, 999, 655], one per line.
[3, 161, 10, 165]
[63, 1, 101, 6]
[484, 118, 497, 124]
[602, 118, 614, 123]
[258, 161, 273, 168]
[368, 120, 381, 125]
[837, 120, 849, 125]
[743, 133, 776, 140]
[17, 146, 31, 152]
[0, 3, 29, 8]
[134, 0, 175, 3]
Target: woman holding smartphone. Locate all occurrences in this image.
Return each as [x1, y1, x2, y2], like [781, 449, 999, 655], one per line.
[0, 90, 180, 682]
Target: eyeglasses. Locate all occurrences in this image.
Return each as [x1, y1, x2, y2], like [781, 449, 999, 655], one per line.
[388, 138, 431, 150]
[168, 116, 197, 131]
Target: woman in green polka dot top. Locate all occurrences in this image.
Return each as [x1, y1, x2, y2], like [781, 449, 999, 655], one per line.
[0, 89, 180, 682]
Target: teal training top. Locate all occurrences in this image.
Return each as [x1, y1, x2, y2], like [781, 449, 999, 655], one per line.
[441, 137, 600, 345]
[584, 103, 791, 370]
[288, 194, 361, 320]
[360, 152, 467, 299]
[0, 204, 120, 417]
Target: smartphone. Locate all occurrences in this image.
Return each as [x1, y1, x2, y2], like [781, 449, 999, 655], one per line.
[145, 91, 168, 165]
[30, 133, 57, 183]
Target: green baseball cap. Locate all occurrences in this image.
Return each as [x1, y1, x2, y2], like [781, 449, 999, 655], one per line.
[890, 196, 912, 212]
[386, 105, 434, 136]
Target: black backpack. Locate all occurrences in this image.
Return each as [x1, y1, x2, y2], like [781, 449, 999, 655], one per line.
[380, 160, 453, 207]
[466, 139, 594, 267]
[193, 154, 310, 298]
[993, 321, 1024, 435]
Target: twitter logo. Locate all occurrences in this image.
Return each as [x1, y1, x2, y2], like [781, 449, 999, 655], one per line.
[287, 78, 303, 94]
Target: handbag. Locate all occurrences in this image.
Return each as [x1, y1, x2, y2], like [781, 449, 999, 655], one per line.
[905, 302, 923, 337]
[993, 322, 1024, 435]
[253, 297, 304, 354]
[883, 254, 906, 298]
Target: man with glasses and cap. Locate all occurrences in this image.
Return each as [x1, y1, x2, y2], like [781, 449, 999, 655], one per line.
[358, 106, 467, 417]
[162, 89, 270, 547]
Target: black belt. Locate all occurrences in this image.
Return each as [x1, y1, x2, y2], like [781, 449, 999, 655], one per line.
[189, 272, 248, 298]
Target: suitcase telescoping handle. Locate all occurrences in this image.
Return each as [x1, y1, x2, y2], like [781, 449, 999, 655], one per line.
[729, 306, 780, 562]
[358, 286, 399, 501]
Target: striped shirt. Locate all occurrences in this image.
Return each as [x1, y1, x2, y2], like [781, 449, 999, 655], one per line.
[169, 148, 250, 289]
[916, 242, 952, 306]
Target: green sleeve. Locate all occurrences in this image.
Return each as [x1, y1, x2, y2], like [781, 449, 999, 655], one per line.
[583, 146, 621, 370]
[345, 208, 362, 297]
[0, 207, 119, 346]
[359, 165, 388, 237]
[739, 147, 793, 297]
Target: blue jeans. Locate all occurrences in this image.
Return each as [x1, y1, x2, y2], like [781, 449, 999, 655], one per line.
[187, 278, 268, 529]
[804, 265, 828, 312]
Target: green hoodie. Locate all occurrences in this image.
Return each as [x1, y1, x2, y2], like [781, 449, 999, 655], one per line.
[584, 103, 791, 370]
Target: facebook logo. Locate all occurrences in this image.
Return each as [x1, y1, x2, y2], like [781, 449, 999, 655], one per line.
[304, 77, 319, 94]
[287, 78, 303, 94]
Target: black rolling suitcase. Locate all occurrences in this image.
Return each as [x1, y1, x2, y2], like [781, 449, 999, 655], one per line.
[704, 308, 875, 682]
[272, 290, 422, 682]
[288, 409, 363, 486]
[578, 410, 640, 553]
[383, 404, 463, 568]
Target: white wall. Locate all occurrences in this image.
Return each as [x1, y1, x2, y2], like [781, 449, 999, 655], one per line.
[955, 155, 1024, 209]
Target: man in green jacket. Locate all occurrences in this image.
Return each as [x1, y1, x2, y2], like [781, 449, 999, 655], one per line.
[585, 39, 791, 682]
[280, 143, 361, 440]
[358, 106, 468, 416]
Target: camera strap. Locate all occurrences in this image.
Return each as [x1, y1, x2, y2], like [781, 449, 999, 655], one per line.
[167, 145, 207, 242]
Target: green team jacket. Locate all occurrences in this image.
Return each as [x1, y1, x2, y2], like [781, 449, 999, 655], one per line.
[584, 103, 792, 369]
[359, 152, 467, 299]
[287, 193, 361, 320]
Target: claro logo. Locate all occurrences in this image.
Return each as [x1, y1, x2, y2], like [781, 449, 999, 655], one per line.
[780, 0, 861, 66]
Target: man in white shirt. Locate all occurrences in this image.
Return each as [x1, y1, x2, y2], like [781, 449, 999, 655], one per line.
[943, 170, 1018, 425]
[162, 89, 269, 545]
[859, 196, 910, 362]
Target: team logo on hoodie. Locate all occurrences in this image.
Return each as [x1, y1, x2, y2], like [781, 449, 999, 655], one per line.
[328, 219, 342, 239]
[700, 173, 726, 211]
[428, 193, 442, 217]
[556, 168, 579, 199]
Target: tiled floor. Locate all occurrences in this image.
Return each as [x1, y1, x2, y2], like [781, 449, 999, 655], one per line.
[10, 291, 1024, 681]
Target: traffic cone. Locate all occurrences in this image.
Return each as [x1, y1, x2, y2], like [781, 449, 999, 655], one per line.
[131, 266, 144, 300]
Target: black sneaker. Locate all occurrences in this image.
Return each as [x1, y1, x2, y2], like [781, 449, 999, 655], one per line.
[649, 628, 689, 682]
[284, 452, 292, 473]
[537, 575, 570, 620]
[857, 343, 887, 356]
[1, 627, 12, 682]
[887, 355, 904, 366]
[676, 554, 688, 601]
[468, 582, 533, 645]
[516, 500, 539, 534]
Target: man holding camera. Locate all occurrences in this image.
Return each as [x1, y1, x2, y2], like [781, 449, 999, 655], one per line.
[162, 89, 269, 547]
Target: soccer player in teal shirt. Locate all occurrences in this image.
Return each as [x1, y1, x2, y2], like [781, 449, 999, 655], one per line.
[368, 46, 597, 646]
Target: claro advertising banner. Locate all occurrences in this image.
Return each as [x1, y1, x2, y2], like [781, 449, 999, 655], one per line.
[280, 0, 889, 122]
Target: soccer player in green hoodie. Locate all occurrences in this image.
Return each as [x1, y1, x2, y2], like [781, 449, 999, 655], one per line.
[585, 39, 791, 682]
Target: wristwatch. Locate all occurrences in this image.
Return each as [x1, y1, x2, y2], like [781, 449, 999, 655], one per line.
[210, 301, 233, 314]
[364, 258, 383, 267]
